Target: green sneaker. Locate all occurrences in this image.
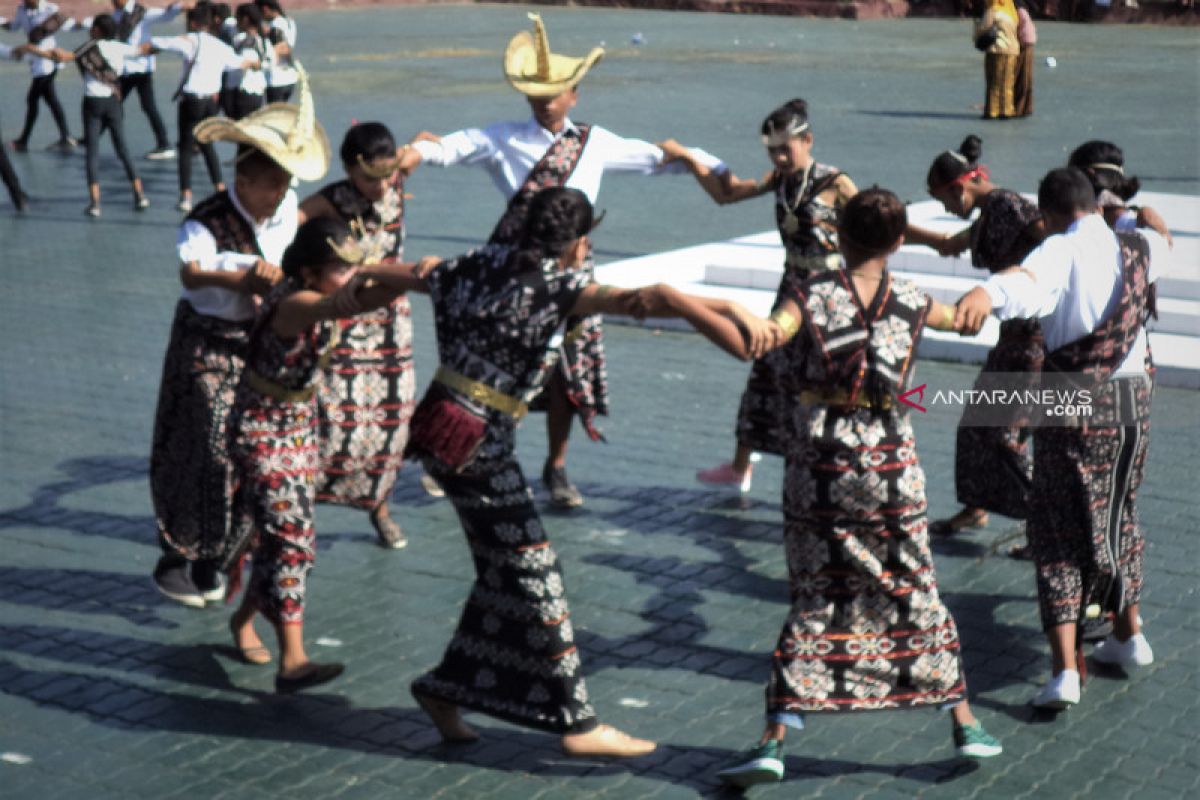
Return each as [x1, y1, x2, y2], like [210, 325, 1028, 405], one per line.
[954, 721, 1003, 759]
[716, 739, 785, 787]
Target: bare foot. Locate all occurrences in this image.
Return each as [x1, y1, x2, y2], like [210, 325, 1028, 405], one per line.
[411, 688, 480, 742]
[561, 724, 656, 758]
[229, 618, 271, 665]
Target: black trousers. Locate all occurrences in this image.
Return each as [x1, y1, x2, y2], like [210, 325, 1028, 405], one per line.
[265, 85, 293, 104]
[118, 72, 171, 150]
[17, 72, 71, 144]
[0, 118, 23, 204]
[83, 96, 138, 186]
[177, 94, 222, 193]
[226, 89, 264, 121]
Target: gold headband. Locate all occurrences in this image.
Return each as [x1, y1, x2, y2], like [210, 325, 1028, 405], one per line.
[325, 235, 365, 264]
[356, 153, 401, 180]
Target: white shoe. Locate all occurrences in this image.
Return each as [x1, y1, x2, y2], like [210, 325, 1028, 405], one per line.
[1031, 669, 1081, 709]
[1092, 633, 1154, 668]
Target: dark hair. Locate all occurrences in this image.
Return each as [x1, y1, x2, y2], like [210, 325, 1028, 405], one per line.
[1067, 140, 1141, 202]
[839, 187, 908, 256]
[255, 0, 285, 15]
[1037, 167, 1098, 217]
[235, 2, 263, 28]
[512, 187, 594, 272]
[760, 98, 809, 139]
[282, 217, 356, 281]
[926, 135, 983, 192]
[235, 145, 287, 180]
[91, 13, 116, 39]
[340, 122, 397, 168]
[186, 7, 210, 29]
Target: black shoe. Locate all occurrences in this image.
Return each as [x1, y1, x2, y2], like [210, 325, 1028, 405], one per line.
[1081, 616, 1114, 642]
[542, 462, 583, 509]
[275, 662, 344, 694]
[153, 557, 205, 608]
[191, 561, 227, 603]
[14, 191, 29, 213]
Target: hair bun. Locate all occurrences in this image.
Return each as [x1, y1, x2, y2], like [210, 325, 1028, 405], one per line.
[958, 135, 982, 165]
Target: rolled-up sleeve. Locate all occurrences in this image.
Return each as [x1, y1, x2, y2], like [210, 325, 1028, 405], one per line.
[177, 221, 219, 269]
[412, 128, 495, 167]
[983, 236, 1069, 320]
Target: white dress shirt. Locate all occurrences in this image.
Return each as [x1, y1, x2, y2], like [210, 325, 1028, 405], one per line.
[112, 0, 182, 75]
[151, 30, 245, 96]
[177, 188, 298, 321]
[224, 31, 266, 94]
[81, 39, 139, 97]
[10, 1, 70, 77]
[983, 213, 1171, 378]
[265, 15, 295, 87]
[411, 116, 725, 204]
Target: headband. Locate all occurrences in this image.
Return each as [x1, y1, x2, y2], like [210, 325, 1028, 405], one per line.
[356, 152, 400, 180]
[930, 164, 990, 195]
[762, 118, 810, 148]
[1087, 162, 1124, 175]
[325, 235, 365, 265]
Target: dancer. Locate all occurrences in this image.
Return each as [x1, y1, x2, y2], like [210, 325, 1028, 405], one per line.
[226, 218, 410, 691]
[374, 187, 766, 755]
[110, 0, 182, 159]
[31, 14, 150, 217]
[1012, 0, 1036, 118]
[144, 7, 259, 212]
[4, 0, 76, 151]
[905, 136, 1044, 549]
[401, 12, 725, 509]
[975, 0, 1019, 120]
[254, 0, 294, 103]
[297, 122, 416, 549]
[1067, 140, 1173, 245]
[0, 43, 30, 210]
[955, 168, 1171, 710]
[222, 3, 268, 120]
[662, 98, 856, 492]
[657, 188, 1001, 787]
[149, 72, 329, 608]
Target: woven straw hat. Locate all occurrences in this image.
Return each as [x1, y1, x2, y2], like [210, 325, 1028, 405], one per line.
[503, 13, 604, 98]
[194, 64, 331, 182]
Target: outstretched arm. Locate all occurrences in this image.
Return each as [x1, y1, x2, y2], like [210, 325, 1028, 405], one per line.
[658, 138, 769, 206]
[905, 223, 970, 257]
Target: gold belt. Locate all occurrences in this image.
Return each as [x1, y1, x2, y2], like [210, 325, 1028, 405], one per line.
[434, 366, 528, 420]
[244, 369, 316, 402]
[787, 253, 841, 272]
[799, 389, 892, 410]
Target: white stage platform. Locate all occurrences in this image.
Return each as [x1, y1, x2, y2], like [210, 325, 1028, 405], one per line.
[596, 191, 1200, 389]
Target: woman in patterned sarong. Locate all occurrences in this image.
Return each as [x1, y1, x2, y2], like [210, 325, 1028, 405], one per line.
[644, 189, 1003, 787]
[662, 98, 857, 492]
[906, 136, 1046, 548]
[379, 187, 770, 756]
[226, 218, 411, 693]
[299, 122, 417, 549]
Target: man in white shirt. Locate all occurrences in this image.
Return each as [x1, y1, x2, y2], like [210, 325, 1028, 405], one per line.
[403, 13, 725, 508]
[956, 167, 1169, 711]
[0, 42, 29, 209]
[145, 6, 258, 211]
[150, 80, 331, 608]
[3, 0, 76, 150]
[29, 13, 148, 215]
[110, 0, 183, 159]
[254, 0, 294, 102]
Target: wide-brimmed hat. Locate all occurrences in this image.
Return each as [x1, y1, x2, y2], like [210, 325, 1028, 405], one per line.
[194, 64, 330, 182]
[503, 13, 604, 98]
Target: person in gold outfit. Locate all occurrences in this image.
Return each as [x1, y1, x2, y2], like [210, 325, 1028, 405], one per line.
[976, 0, 1020, 119]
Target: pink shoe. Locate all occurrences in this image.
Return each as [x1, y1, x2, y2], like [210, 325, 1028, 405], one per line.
[696, 462, 752, 492]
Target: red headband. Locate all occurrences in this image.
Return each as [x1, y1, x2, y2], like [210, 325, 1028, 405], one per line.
[931, 164, 990, 195]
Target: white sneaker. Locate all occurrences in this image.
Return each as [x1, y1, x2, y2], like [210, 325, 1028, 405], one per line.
[1092, 633, 1154, 668]
[1031, 669, 1081, 709]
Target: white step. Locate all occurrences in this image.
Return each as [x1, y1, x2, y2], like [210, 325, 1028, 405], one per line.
[595, 193, 1200, 389]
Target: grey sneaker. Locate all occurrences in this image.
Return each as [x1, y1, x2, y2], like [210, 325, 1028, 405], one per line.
[134, 194, 150, 211]
[716, 739, 785, 787]
[153, 558, 204, 609]
[542, 462, 583, 509]
[84, 204, 100, 218]
[953, 721, 1003, 759]
[146, 147, 176, 160]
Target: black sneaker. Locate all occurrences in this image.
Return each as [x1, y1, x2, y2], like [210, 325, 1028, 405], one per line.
[191, 561, 227, 604]
[153, 557, 205, 608]
[542, 462, 583, 509]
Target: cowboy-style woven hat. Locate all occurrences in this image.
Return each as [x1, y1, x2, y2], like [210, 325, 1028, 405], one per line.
[503, 13, 604, 98]
[194, 63, 331, 182]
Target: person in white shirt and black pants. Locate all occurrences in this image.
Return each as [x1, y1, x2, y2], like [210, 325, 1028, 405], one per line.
[145, 7, 257, 211]
[254, 0, 294, 103]
[0, 42, 29, 209]
[3, 0, 76, 151]
[110, 0, 182, 160]
[30, 14, 148, 215]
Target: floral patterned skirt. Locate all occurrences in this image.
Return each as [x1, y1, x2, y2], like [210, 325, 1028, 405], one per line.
[413, 448, 598, 734]
[150, 300, 251, 563]
[315, 297, 416, 510]
[767, 405, 967, 714]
